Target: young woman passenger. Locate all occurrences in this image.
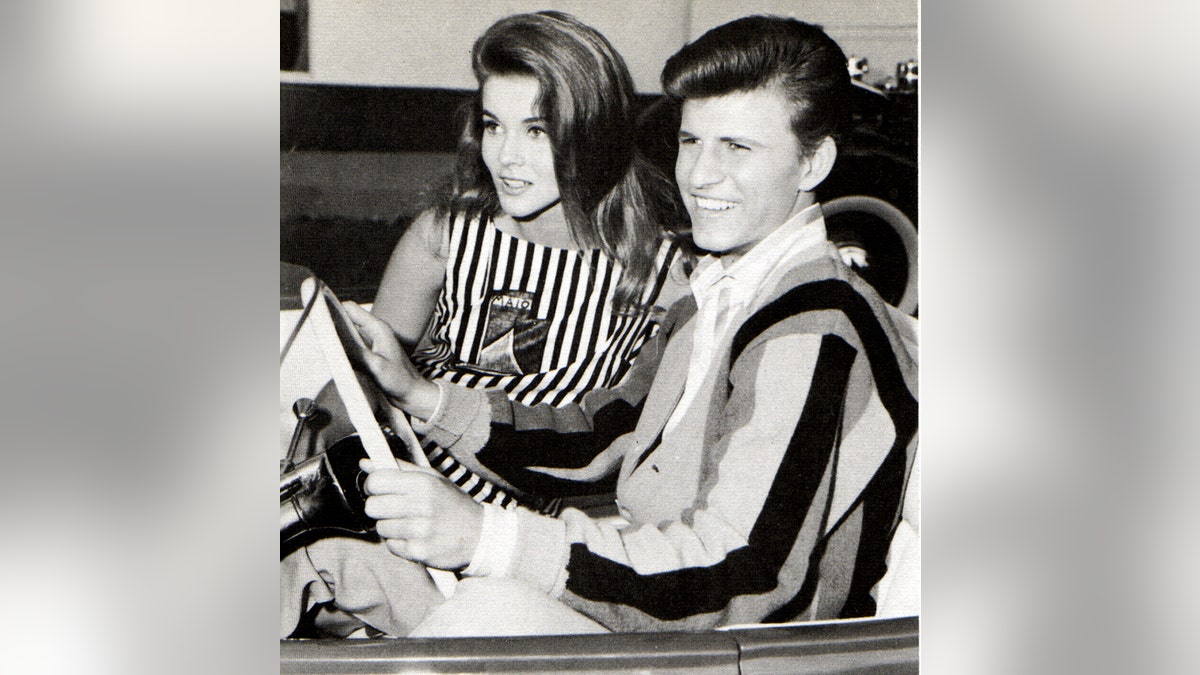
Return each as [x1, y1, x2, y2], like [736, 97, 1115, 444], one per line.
[369, 10, 688, 508]
[281, 12, 689, 639]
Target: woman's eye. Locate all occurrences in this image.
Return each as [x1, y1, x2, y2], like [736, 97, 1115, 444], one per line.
[727, 141, 750, 152]
[678, 136, 699, 146]
[482, 119, 500, 133]
[527, 126, 547, 139]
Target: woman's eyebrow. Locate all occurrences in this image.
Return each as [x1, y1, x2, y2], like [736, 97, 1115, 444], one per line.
[480, 109, 545, 126]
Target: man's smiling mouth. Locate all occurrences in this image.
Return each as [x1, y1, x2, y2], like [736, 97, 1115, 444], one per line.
[694, 196, 737, 211]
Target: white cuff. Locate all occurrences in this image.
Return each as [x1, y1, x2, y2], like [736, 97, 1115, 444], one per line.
[405, 379, 449, 429]
[462, 502, 519, 578]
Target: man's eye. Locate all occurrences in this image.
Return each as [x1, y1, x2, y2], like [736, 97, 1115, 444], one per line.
[727, 141, 750, 152]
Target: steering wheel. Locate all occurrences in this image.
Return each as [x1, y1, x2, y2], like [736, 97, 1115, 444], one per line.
[823, 195, 918, 316]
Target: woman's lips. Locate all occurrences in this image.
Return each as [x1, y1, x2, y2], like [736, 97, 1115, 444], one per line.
[499, 177, 532, 193]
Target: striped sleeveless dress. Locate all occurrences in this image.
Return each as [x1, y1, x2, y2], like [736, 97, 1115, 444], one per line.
[410, 214, 680, 511]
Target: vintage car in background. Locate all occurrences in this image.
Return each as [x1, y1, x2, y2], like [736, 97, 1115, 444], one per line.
[280, 74, 918, 673]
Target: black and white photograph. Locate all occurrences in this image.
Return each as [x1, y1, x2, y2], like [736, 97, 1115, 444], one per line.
[280, 1, 919, 671]
[9, 0, 1200, 673]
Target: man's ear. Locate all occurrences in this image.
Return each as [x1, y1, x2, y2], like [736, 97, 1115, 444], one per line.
[798, 136, 837, 192]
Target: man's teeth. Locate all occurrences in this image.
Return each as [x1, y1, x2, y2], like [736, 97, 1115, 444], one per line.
[695, 196, 736, 211]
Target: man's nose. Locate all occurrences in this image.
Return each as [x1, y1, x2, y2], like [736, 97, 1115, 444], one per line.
[684, 146, 722, 189]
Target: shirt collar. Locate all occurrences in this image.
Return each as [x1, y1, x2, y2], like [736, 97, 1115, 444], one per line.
[689, 203, 828, 307]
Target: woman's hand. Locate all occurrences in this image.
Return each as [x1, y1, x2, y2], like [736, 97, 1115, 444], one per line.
[360, 459, 484, 571]
[342, 301, 440, 420]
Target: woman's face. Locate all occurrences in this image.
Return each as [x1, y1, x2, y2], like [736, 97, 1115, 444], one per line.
[480, 75, 562, 219]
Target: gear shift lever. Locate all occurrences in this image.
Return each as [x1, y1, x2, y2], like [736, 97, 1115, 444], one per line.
[281, 398, 318, 474]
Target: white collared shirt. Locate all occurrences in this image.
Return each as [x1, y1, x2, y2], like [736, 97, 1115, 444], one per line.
[664, 203, 829, 435]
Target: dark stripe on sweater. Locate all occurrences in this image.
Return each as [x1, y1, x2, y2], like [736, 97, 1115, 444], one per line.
[729, 279, 916, 620]
[650, 244, 679, 304]
[837, 437, 908, 618]
[731, 278, 917, 447]
[474, 398, 642, 497]
[629, 431, 663, 472]
[762, 412, 841, 624]
[563, 335, 856, 620]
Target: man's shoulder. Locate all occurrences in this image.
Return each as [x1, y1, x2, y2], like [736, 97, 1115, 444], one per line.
[733, 254, 912, 363]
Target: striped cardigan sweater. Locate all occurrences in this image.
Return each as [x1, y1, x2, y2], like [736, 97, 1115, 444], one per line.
[414, 240, 918, 631]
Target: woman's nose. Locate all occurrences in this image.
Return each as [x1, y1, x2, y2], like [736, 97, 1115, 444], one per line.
[498, 134, 524, 166]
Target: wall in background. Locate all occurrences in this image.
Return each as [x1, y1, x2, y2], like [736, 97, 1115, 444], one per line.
[280, 0, 689, 93]
[280, 0, 917, 93]
[281, 1, 918, 247]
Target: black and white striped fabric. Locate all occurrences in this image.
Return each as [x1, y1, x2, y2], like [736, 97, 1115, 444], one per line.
[413, 214, 678, 409]
[409, 214, 677, 511]
[421, 438, 521, 510]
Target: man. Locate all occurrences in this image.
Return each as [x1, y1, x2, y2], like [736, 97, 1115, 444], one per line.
[337, 15, 918, 634]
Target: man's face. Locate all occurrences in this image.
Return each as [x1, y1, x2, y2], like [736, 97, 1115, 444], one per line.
[675, 88, 809, 260]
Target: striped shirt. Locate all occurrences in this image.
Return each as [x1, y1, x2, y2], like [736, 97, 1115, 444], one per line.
[413, 214, 679, 409]
[410, 214, 680, 511]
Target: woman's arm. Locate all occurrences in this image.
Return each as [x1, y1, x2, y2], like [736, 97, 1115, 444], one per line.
[346, 293, 694, 498]
[406, 296, 691, 497]
[371, 209, 448, 352]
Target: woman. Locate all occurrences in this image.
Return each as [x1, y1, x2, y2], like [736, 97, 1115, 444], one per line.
[283, 11, 688, 638]
[368, 10, 689, 508]
[374, 11, 684, 401]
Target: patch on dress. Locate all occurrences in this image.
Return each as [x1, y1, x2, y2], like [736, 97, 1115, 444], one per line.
[472, 290, 548, 375]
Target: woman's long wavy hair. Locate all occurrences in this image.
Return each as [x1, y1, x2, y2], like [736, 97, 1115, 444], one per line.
[431, 11, 686, 306]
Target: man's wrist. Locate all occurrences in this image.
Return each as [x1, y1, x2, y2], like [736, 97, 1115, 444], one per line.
[462, 503, 519, 578]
